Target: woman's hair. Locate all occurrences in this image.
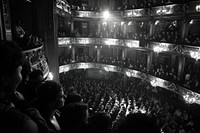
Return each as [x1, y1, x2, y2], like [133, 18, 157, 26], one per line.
[0, 40, 23, 77]
[36, 80, 62, 103]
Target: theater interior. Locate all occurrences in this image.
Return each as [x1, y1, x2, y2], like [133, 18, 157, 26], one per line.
[1, 0, 200, 132]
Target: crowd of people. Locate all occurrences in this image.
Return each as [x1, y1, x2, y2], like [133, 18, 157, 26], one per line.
[59, 53, 200, 93]
[1, 40, 200, 133]
[70, 0, 188, 11]
[60, 73, 200, 133]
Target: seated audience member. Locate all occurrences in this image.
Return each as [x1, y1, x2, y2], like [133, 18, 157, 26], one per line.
[17, 60, 32, 98]
[60, 102, 89, 133]
[33, 80, 66, 133]
[0, 40, 38, 133]
[59, 92, 82, 112]
[23, 69, 44, 104]
[88, 111, 112, 133]
[65, 92, 82, 105]
[116, 112, 160, 133]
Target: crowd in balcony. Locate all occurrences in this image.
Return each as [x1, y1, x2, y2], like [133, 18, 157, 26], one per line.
[70, 0, 188, 11]
[59, 73, 200, 133]
[2, 39, 200, 133]
[59, 53, 200, 93]
[13, 20, 44, 51]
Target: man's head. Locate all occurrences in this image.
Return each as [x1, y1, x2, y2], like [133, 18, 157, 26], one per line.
[117, 112, 160, 133]
[0, 40, 23, 93]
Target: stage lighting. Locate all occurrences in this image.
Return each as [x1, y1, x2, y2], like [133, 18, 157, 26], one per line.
[103, 11, 110, 19]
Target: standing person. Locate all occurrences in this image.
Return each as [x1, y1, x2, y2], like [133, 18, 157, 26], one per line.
[0, 40, 38, 133]
[32, 80, 66, 133]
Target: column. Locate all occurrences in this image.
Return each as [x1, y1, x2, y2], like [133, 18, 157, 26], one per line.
[71, 19, 74, 34]
[178, 55, 185, 82]
[1, 0, 12, 40]
[149, 20, 155, 37]
[72, 46, 75, 62]
[171, 54, 177, 68]
[181, 19, 189, 40]
[97, 47, 100, 62]
[97, 22, 101, 36]
[36, 0, 59, 82]
[122, 48, 127, 60]
[147, 50, 153, 71]
[123, 22, 127, 38]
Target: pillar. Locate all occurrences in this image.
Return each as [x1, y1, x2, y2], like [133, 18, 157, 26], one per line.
[1, 0, 12, 40]
[171, 54, 177, 68]
[178, 55, 185, 82]
[72, 45, 75, 61]
[147, 50, 153, 71]
[36, 0, 59, 82]
[181, 19, 188, 40]
[123, 22, 127, 38]
[97, 47, 100, 62]
[71, 19, 74, 33]
[149, 20, 154, 37]
[122, 48, 127, 60]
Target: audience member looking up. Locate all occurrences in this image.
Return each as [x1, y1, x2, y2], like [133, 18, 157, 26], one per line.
[33, 80, 66, 133]
[0, 40, 38, 133]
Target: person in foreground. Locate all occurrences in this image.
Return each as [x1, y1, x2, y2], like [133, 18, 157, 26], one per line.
[0, 40, 39, 133]
[32, 80, 66, 133]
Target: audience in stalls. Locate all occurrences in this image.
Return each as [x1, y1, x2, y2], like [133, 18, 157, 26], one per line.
[0, 40, 50, 133]
[32, 80, 66, 133]
[60, 102, 89, 133]
[59, 74, 200, 133]
[59, 53, 200, 92]
[59, 52, 200, 93]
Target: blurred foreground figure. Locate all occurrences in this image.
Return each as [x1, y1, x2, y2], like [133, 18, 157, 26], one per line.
[0, 40, 39, 133]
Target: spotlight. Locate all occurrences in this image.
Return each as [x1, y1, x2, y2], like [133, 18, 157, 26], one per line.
[103, 11, 110, 19]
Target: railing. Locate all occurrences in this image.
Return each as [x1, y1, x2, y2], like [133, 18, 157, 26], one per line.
[59, 62, 200, 105]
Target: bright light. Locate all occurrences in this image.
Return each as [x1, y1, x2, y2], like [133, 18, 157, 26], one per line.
[121, 22, 125, 25]
[155, 20, 159, 25]
[48, 72, 53, 80]
[128, 21, 132, 25]
[190, 51, 200, 60]
[189, 20, 194, 25]
[102, 22, 107, 25]
[183, 94, 196, 104]
[104, 67, 109, 72]
[126, 71, 131, 77]
[103, 11, 110, 19]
